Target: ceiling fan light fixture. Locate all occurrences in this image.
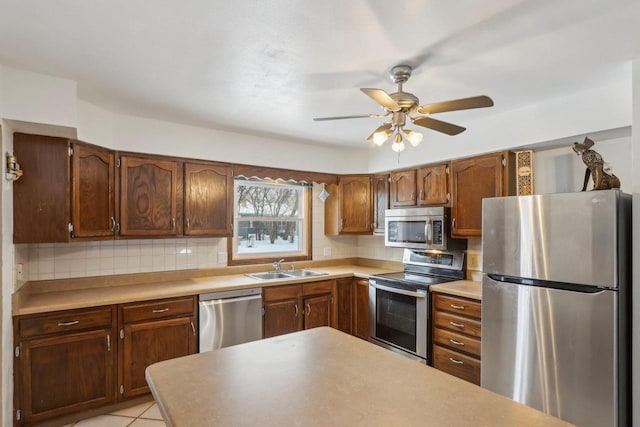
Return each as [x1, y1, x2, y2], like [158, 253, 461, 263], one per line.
[372, 129, 391, 146]
[403, 129, 423, 147]
[391, 132, 405, 152]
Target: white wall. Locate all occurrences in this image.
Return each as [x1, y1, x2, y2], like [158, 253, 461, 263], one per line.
[2, 67, 77, 128]
[631, 58, 640, 427]
[1, 122, 14, 427]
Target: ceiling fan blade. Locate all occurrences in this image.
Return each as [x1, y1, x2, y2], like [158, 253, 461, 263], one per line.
[417, 95, 494, 115]
[360, 88, 400, 111]
[313, 114, 380, 121]
[412, 116, 466, 135]
[366, 123, 392, 141]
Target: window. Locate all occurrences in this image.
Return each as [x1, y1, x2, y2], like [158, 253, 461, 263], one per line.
[230, 179, 311, 264]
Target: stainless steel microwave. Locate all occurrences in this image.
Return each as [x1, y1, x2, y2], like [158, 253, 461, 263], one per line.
[385, 207, 464, 251]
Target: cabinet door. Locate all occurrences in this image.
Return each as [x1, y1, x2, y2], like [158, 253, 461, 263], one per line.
[119, 155, 179, 236]
[339, 175, 373, 234]
[263, 299, 301, 338]
[13, 133, 71, 243]
[17, 329, 115, 424]
[303, 294, 332, 330]
[120, 316, 196, 399]
[72, 143, 116, 238]
[184, 162, 232, 236]
[450, 152, 505, 237]
[353, 279, 370, 340]
[373, 173, 389, 234]
[390, 170, 417, 207]
[417, 164, 449, 206]
[336, 279, 352, 334]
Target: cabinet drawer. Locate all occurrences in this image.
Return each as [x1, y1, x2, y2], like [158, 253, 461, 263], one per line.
[264, 285, 300, 302]
[433, 294, 481, 319]
[302, 280, 334, 296]
[433, 311, 481, 338]
[121, 297, 195, 324]
[19, 307, 113, 338]
[433, 345, 480, 385]
[433, 327, 481, 357]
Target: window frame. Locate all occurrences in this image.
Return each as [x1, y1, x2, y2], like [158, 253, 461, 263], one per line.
[227, 179, 312, 266]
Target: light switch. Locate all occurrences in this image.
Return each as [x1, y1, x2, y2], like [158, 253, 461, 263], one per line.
[323, 247, 332, 257]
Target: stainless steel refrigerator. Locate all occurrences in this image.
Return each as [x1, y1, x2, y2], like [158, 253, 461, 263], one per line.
[481, 190, 630, 427]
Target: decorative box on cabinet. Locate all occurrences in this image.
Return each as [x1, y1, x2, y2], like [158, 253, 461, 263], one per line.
[13, 306, 117, 425]
[13, 133, 116, 243]
[263, 281, 336, 338]
[325, 175, 373, 235]
[450, 151, 514, 238]
[431, 293, 481, 385]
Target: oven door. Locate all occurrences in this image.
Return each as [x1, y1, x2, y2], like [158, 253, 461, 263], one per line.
[368, 279, 428, 362]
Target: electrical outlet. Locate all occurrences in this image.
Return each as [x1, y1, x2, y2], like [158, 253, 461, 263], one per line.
[468, 253, 480, 270]
[323, 247, 332, 257]
[15, 263, 23, 281]
[217, 252, 228, 264]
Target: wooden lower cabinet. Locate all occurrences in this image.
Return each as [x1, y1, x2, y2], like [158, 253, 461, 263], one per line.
[263, 281, 336, 338]
[431, 293, 481, 385]
[118, 296, 197, 399]
[14, 296, 197, 425]
[352, 279, 369, 340]
[335, 278, 369, 340]
[14, 306, 117, 426]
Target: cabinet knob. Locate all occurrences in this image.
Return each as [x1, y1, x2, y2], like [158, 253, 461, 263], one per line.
[450, 304, 465, 310]
[449, 357, 464, 365]
[110, 217, 116, 231]
[306, 303, 311, 316]
[451, 218, 456, 230]
[294, 304, 299, 317]
[186, 218, 190, 229]
[449, 321, 465, 329]
[57, 320, 79, 327]
[171, 218, 176, 231]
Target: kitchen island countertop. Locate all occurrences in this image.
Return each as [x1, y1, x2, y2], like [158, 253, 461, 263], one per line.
[146, 327, 571, 427]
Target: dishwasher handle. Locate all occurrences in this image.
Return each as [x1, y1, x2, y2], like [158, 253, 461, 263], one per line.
[199, 294, 262, 306]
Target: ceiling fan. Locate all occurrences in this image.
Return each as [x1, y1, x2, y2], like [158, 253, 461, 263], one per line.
[313, 64, 494, 152]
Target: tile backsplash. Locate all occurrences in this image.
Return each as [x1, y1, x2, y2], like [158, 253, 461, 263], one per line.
[16, 238, 228, 282]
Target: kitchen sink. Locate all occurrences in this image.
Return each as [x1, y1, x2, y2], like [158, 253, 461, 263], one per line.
[284, 270, 328, 277]
[246, 272, 293, 280]
[245, 270, 328, 280]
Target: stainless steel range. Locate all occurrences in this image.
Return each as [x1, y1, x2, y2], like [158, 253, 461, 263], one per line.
[369, 248, 466, 364]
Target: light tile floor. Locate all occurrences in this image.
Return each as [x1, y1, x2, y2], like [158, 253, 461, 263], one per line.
[59, 401, 165, 427]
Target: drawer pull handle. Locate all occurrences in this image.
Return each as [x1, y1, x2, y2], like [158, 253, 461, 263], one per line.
[450, 304, 465, 310]
[450, 321, 465, 328]
[152, 308, 169, 313]
[449, 339, 465, 346]
[449, 357, 464, 365]
[57, 320, 79, 327]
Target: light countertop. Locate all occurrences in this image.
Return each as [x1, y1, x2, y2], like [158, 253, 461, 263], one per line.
[145, 327, 571, 427]
[13, 264, 396, 316]
[430, 280, 482, 300]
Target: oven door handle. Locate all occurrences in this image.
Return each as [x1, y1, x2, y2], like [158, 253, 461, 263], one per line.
[370, 282, 428, 298]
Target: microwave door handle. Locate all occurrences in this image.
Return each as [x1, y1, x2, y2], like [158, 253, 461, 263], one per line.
[425, 219, 432, 245]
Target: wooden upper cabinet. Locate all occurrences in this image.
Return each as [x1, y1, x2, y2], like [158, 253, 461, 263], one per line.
[119, 155, 179, 236]
[417, 163, 449, 206]
[13, 133, 116, 243]
[373, 174, 389, 234]
[390, 169, 417, 208]
[72, 144, 116, 238]
[450, 151, 514, 238]
[184, 162, 232, 236]
[325, 175, 373, 235]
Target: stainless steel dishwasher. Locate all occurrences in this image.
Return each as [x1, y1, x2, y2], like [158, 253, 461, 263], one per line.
[199, 287, 263, 352]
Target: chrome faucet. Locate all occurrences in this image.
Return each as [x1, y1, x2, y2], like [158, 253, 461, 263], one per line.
[272, 259, 285, 272]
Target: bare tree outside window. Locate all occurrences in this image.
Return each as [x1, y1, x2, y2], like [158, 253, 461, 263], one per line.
[233, 180, 307, 259]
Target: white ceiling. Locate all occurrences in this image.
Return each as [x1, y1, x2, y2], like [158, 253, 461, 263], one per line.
[0, 0, 639, 148]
